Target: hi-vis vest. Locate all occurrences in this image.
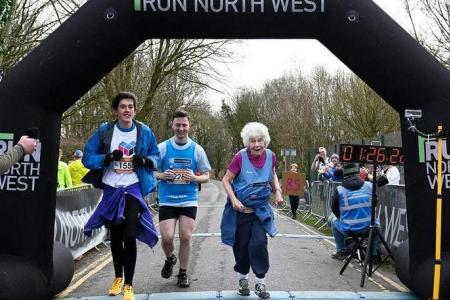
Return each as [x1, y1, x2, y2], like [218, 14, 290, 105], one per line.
[336, 182, 372, 231]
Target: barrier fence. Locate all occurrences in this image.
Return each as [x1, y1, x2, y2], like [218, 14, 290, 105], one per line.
[282, 181, 408, 257]
[55, 185, 106, 259]
[58, 182, 408, 260]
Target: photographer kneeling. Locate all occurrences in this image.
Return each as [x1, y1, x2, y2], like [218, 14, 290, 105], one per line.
[330, 163, 381, 260]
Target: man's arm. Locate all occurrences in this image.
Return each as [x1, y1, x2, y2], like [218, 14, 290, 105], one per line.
[82, 126, 107, 170]
[311, 153, 320, 171]
[144, 128, 160, 170]
[0, 145, 25, 175]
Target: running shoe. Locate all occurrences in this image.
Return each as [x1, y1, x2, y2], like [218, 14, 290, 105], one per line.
[108, 277, 123, 296]
[123, 284, 135, 300]
[176, 271, 190, 288]
[238, 278, 250, 296]
[255, 283, 270, 299]
[161, 254, 177, 279]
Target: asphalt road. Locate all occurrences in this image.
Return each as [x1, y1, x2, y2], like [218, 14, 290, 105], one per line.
[58, 180, 410, 299]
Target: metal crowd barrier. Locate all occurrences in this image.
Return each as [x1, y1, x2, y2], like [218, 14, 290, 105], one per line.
[146, 192, 159, 213]
[300, 181, 341, 228]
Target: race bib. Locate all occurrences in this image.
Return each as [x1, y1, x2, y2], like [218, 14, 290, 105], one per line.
[114, 156, 135, 174]
[169, 169, 190, 184]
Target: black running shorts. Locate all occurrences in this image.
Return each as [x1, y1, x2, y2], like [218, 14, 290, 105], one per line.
[159, 206, 197, 221]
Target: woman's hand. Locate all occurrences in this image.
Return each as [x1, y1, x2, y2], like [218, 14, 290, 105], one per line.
[231, 198, 244, 211]
[274, 191, 284, 207]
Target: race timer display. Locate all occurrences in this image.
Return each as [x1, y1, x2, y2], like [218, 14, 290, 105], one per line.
[339, 144, 404, 165]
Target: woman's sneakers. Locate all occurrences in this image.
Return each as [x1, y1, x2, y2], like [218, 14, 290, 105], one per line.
[108, 277, 123, 296]
[161, 254, 177, 279]
[237, 280, 270, 299]
[123, 284, 135, 300]
[255, 283, 271, 299]
[238, 278, 250, 296]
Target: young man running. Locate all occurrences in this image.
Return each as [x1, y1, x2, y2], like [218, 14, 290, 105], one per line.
[83, 92, 159, 300]
[156, 109, 211, 288]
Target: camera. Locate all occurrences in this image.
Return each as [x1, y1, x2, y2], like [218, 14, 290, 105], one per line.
[404, 109, 422, 119]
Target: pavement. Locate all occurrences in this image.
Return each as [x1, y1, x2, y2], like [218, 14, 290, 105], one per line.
[57, 180, 417, 300]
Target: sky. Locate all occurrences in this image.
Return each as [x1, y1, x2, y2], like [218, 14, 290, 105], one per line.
[206, 0, 412, 111]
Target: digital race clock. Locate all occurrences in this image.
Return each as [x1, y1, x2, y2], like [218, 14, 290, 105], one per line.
[339, 144, 404, 165]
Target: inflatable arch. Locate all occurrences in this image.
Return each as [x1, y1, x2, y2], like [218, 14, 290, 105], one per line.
[0, 0, 449, 298]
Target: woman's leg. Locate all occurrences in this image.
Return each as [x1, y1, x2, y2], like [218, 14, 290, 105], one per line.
[248, 216, 270, 299]
[248, 216, 269, 277]
[289, 195, 299, 217]
[233, 213, 253, 275]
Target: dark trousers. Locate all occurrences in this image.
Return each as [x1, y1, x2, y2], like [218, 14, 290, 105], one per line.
[233, 213, 269, 278]
[110, 195, 141, 285]
[288, 195, 299, 216]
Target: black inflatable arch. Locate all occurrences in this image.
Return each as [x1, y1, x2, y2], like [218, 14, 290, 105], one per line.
[1, 0, 449, 298]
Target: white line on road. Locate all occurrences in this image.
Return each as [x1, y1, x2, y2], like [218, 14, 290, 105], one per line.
[273, 209, 409, 292]
[59, 203, 407, 298]
[71, 253, 111, 282]
[56, 255, 113, 299]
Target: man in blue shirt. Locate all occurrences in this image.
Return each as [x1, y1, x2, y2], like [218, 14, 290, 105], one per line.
[156, 109, 211, 288]
[331, 163, 380, 260]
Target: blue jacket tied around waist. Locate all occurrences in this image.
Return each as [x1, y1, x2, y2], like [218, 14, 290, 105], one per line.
[84, 183, 158, 248]
[221, 149, 278, 246]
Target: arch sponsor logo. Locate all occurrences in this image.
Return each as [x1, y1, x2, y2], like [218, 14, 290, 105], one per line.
[0, 132, 41, 192]
[418, 136, 450, 189]
[134, 0, 325, 13]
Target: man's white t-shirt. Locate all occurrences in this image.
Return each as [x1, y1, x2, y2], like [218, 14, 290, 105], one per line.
[102, 125, 139, 187]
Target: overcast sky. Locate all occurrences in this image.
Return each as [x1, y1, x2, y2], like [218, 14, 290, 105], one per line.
[206, 0, 412, 111]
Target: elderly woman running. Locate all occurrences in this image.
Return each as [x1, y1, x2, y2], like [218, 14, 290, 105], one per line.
[221, 122, 283, 299]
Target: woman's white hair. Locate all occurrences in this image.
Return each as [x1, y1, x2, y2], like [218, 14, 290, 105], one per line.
[241, 122, 271, 148]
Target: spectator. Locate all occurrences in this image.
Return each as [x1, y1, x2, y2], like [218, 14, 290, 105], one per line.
[0, 135, 37, 175]
[330, 163, 380, 260]
[288, 163, 300, 219]
[311, 147, 330, 182]
[321, 153, 343, 182]
[383, 165, 401, 185]
[68, 149, 89, 186]
[57, 149, 73, 189]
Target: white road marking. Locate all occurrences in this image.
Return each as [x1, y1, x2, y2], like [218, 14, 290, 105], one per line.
[273, 208, 409, 292]
[56, 255, 113, 299]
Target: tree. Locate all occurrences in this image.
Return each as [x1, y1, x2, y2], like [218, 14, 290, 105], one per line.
[330, 73, 400, 139]
[222, 66, 401, 174]
[0, 1, 57, 71]
[61, 39, 235, 144]
[403, 0, 450, 69]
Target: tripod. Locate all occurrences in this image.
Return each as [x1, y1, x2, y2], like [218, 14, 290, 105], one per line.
[339, 161, 394, 287]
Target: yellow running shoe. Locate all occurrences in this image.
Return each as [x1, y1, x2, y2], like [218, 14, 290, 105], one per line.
[108, 277, 123, 296]
[123, 284, 135, 300]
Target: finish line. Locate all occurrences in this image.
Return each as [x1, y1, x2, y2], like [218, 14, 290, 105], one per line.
[163, 233, 334, 240]
[63, 290, 418, 299]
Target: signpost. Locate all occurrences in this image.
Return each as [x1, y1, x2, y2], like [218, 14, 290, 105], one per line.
[281, 148, 297, 171]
